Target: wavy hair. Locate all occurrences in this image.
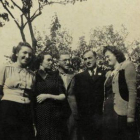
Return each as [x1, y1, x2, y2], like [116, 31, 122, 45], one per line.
[103, 46, 126, 63]
[11, 42, 33, 62]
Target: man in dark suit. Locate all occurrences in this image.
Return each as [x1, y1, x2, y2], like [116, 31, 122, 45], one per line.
[72, 50, 105, 140]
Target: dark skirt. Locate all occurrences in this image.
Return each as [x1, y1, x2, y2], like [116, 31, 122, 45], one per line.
[0, 100, 35, 140]
[102, 93, 138, 140]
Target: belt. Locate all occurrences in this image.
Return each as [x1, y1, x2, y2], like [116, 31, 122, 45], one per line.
[2, 88, 31, 104]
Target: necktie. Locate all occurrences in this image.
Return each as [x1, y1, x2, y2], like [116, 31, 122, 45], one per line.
[92, 69, 95, 76]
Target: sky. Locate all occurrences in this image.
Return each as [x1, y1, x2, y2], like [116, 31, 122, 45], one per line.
[0, 0, 140, 62]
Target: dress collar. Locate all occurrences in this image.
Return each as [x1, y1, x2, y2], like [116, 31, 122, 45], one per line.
[38, 69, 48, 80]
[12, 63, 28, 73]
[38, 66, 53, 80]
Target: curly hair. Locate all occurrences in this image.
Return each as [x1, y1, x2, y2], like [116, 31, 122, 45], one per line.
[11, 42, 33, 62]
[103, 46, 126, 63]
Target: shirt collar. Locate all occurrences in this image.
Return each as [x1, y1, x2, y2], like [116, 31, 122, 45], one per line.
[59, 68, 66, 75]
[88, 67, 97, 76]
[12, 63, 27, 73]
[59, 68, 72, 76]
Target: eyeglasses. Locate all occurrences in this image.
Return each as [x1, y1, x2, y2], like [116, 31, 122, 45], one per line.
[59, 59, 70, 62]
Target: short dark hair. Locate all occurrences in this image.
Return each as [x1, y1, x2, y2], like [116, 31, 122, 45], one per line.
[11, 42, 33, 62]
[82, 50, 97, 58]
[58, 50, 70, 60]
[103, 46, 126, 63]
[37, 52, 52, 65]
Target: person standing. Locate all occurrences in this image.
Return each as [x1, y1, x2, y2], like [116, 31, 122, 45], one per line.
[34, 52, 68, 140]
[103, 46, 138, 140]
[0, 42, 35, 140]
[58, 52, 78, 140]
[72, 50, 105, 140]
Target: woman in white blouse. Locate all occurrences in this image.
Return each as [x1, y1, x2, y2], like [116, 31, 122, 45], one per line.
[0, 42, 35, 140]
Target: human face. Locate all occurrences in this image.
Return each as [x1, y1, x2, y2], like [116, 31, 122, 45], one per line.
[83, 51, 96, 69]
[16, 46, 33, 67]
[41, 55, 53, 70]
[59, 55, 70, 70]
[104, 50, 117, 66]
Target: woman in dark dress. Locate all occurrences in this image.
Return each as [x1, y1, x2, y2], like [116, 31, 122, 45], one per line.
[34, 53, 68, 140]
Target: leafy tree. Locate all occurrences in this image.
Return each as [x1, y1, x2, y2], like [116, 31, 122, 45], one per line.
[0, 12, 9, 27]
[73, 25, 129, 70]
[0, 0, 87, 51]
[35, 14, 73, 58]
[78, 36, 87, 54]
[89, 25, 128, 54]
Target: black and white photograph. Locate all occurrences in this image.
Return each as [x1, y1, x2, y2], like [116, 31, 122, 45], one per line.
[0, 0, 140, 140]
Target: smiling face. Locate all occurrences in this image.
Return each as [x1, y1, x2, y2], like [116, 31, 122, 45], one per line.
[59, 54, 70, 70]
[104, 50, 117, 66]
[83, 51, 96, 69]
[16, 46, 33, 67]
[41, 55, 53, 70]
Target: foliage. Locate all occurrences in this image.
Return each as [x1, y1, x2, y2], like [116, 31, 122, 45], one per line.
[89, 25, 128, 54]
[0, 0, 87, 51]
[34, 15, 73, 59]
[0, 12, 9, 27]
[73, 25, 129, 70]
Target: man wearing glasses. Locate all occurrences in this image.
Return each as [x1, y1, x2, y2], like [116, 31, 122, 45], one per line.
[58, 51, 78, 140]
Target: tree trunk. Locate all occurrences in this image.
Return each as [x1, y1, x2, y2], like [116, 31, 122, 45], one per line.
[20, 28, 26, 42]
[28, 21, 37, 52]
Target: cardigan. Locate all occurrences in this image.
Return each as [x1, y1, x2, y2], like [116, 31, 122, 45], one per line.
[105, 60, 137, 119]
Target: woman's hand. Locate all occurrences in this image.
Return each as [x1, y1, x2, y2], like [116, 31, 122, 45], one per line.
[127, 118, 136, 132]
[37, 94, 50, 103]
[127, 117, 134, 123]
[33, 124, 37, 137]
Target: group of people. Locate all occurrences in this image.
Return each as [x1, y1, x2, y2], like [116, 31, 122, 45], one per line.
[0, 42, 139, 140]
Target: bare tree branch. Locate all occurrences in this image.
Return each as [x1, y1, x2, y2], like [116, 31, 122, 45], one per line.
[1, 0, 20, 29]
[23, 20, 28, 29]
[20, 14, 24, 27]
[30, 0, 42, 21]
[48, 1, 67, 5]
[11, 0, 29, 21]
[11, 0, 22, 11]
[30, 1, 66, 23]
[30, 0, 49, 20]
[31, 12, 42, 22]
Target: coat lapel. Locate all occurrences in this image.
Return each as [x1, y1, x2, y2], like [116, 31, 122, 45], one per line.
[112, 64, 122, 82]
[84, 68, 102, 83]
[92, 67, 102, 82]
[67, 74, 75, 91]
